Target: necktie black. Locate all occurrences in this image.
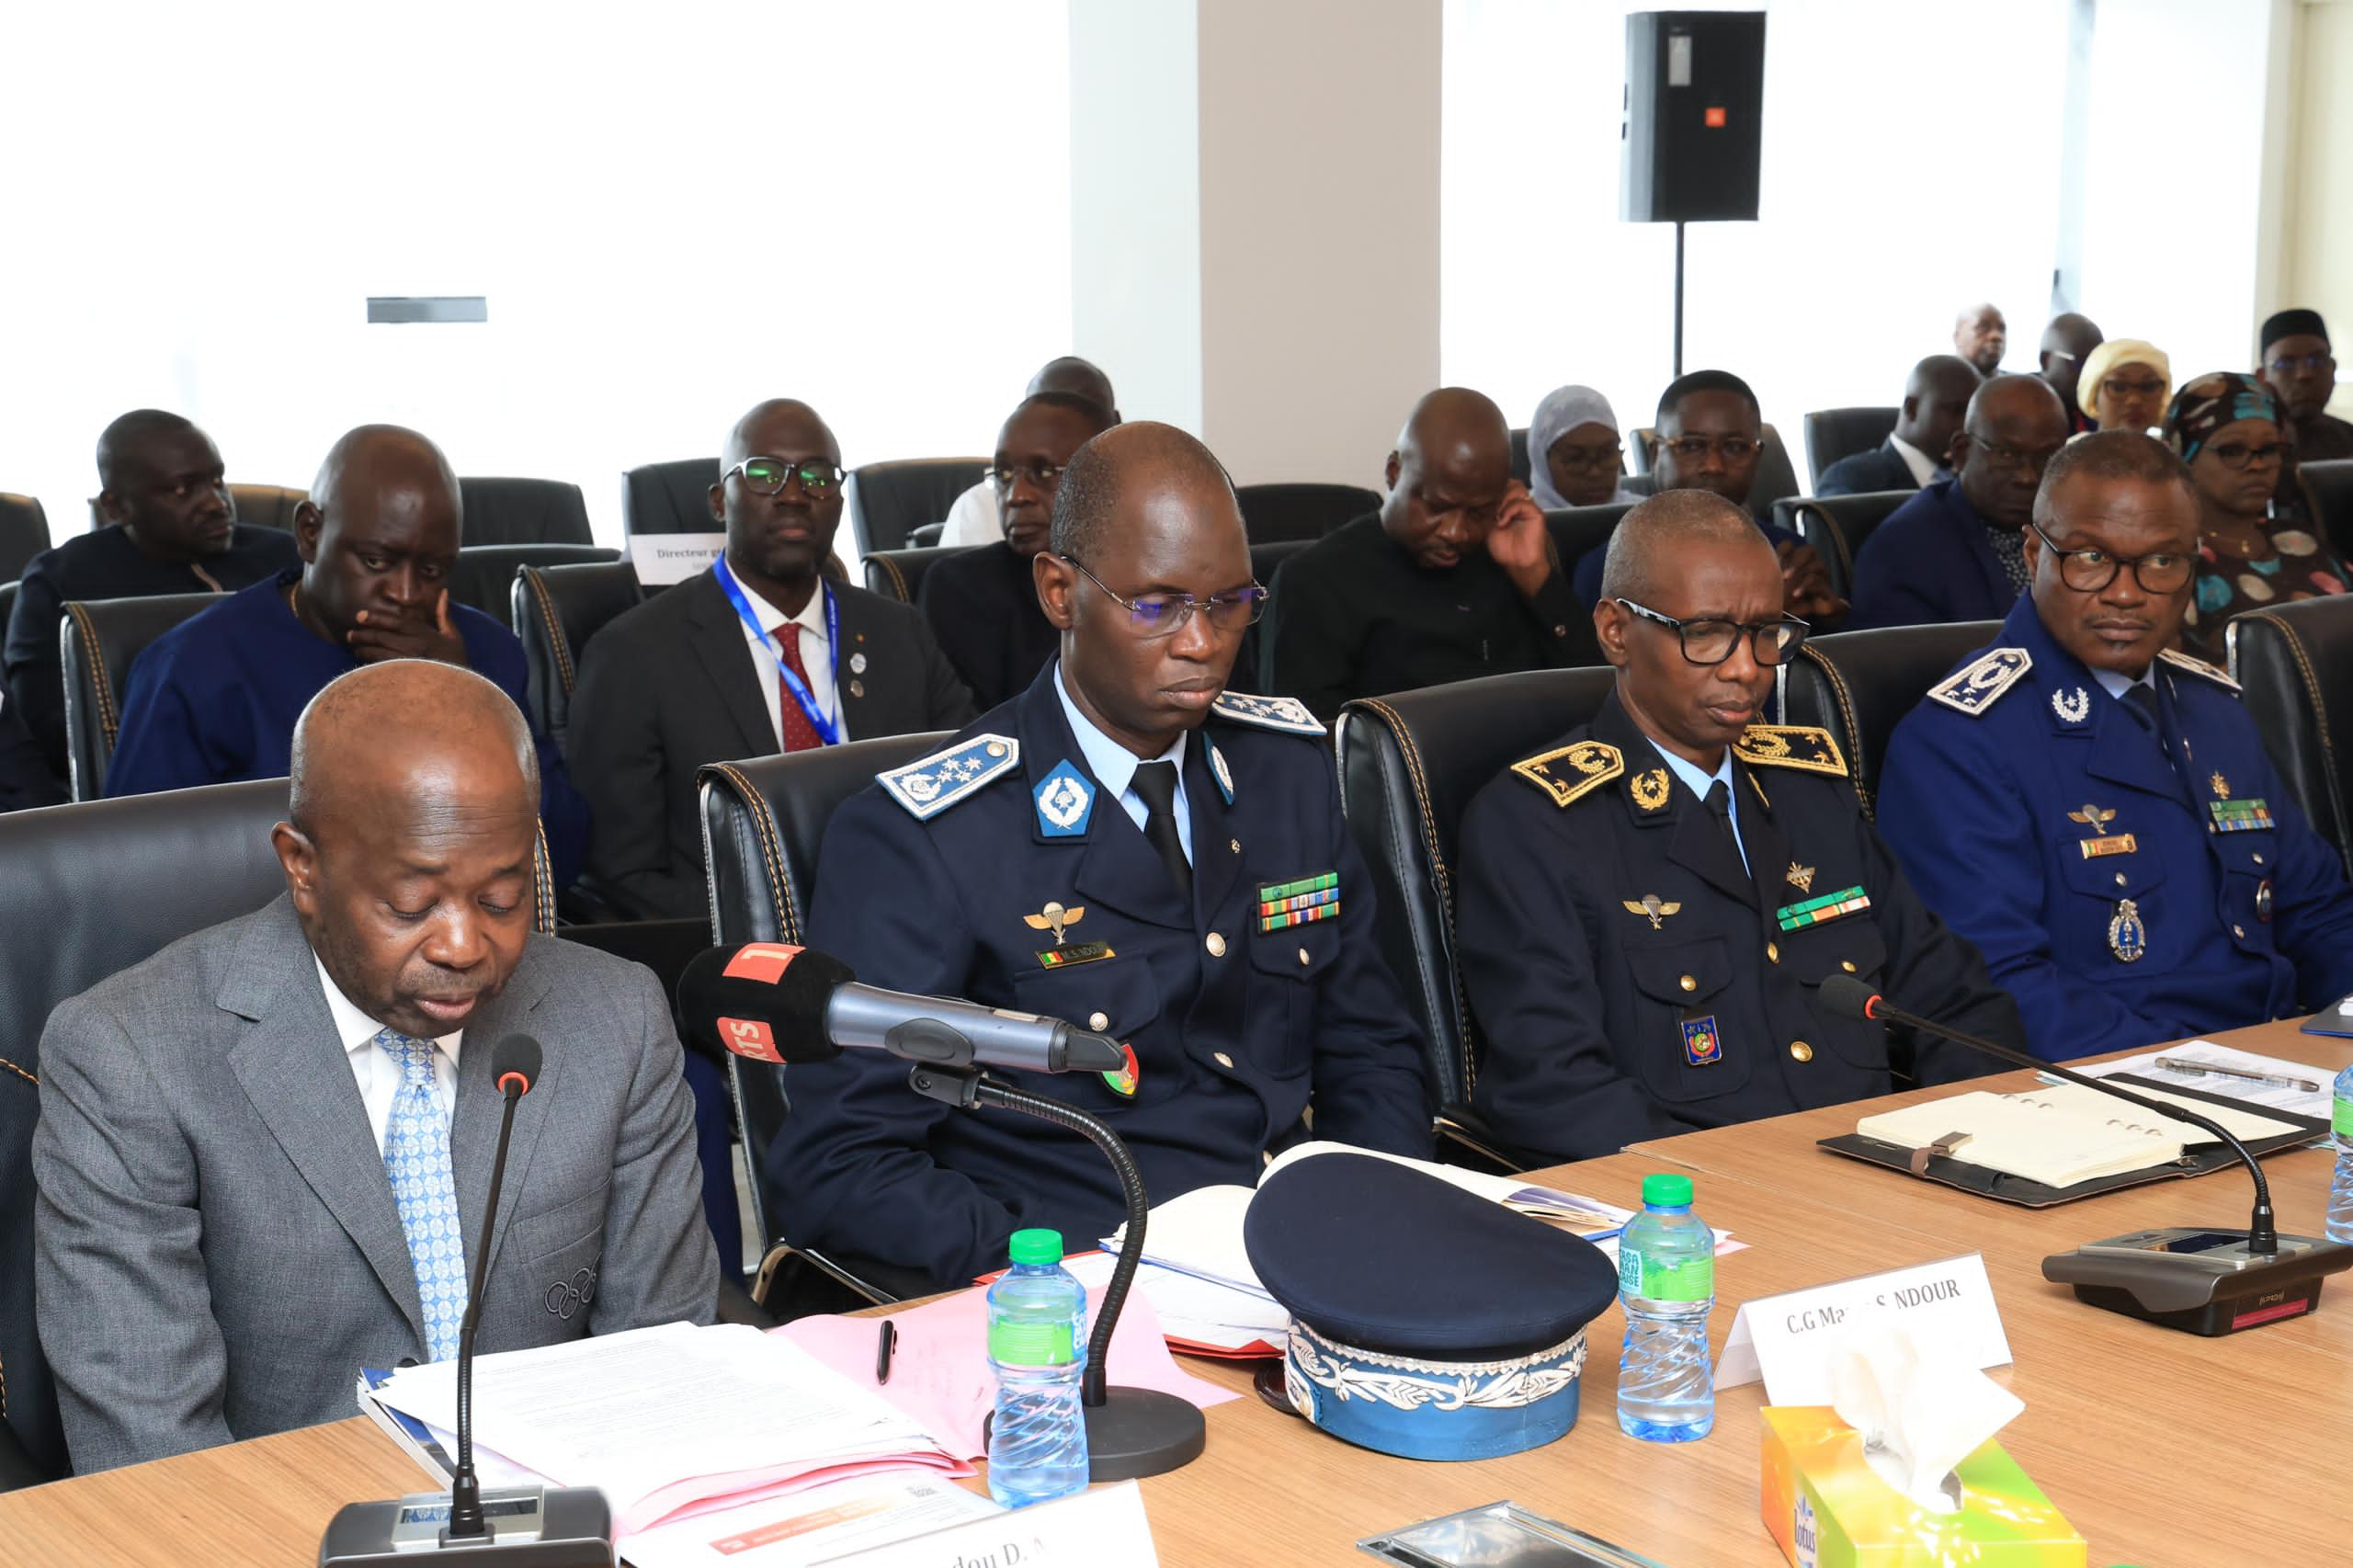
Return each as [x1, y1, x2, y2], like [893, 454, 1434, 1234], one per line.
[1130, 761, 1193, 903]
[2121, 682, 2162, 733]
[1704, 778, 1745, 871]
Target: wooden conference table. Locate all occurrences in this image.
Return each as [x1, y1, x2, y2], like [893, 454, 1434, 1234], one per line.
[3, 1020, 2347, 1567]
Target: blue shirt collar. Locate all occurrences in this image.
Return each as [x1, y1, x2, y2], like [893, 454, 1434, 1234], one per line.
[1053, 660, 1187, 798]
[1651, 742, 1736, 821]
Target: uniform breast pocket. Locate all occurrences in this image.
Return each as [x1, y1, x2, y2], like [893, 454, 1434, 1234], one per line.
[2056, 840, 2166, 968]
[1624, 937, 1752, 1103]
[1248, 917, 1340, 1078]
[1795, 923, 1893, 1070]
[1008, 953, 1169, 1109]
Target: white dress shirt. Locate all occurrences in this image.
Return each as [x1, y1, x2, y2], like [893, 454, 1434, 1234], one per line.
[319, 957, 462, 1153]
[1054, 664, 1192, 864]
[1888, 433, 1943, 488]
[939, 481, 1004, 547]
[1654, 743, 1747, 874]
[731, 576, 846, 747]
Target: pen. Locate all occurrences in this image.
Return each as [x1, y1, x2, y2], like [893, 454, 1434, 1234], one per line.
[875, 1319, 896, 1384]
[2153, 1055, 2320, 1093]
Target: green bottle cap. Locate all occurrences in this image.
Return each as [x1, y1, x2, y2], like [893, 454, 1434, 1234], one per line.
[1642, 1173, 1694, 1207]
[1007, 1228, 1064, 1267]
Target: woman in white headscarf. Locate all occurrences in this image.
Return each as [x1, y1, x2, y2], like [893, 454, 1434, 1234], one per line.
[1527, 385, 1643, 509]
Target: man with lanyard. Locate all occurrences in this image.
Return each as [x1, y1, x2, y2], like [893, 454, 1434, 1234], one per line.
[570, 398, 974, 922]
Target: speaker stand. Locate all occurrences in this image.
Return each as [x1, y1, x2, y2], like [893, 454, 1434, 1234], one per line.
[1672, 219, 1687, 377]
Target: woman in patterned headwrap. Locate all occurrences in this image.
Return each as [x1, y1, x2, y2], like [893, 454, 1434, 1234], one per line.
[2164, 370, 2347, 657]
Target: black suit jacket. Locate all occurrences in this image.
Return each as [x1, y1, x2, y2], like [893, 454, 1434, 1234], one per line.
[917, 541, 1059, 711]
[567, 569, 976, 919]
[1813, 439, 1924, 499]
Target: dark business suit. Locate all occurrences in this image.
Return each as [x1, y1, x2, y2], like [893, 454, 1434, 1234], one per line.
[917, 541, 1059, 710]
[1814, 439, 1926, 499]
[568, 567, 976, 920]
[1846, 479, 2020, 631]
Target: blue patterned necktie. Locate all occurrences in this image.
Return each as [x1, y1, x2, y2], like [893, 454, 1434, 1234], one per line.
[376, 1028, 468, 1361]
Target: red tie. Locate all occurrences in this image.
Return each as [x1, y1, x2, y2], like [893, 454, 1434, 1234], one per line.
[775, 625, 825, 753]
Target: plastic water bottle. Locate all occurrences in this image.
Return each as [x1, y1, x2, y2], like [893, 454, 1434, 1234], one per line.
[984, 1228, 1089, 1507]
[1617, 1172, 1716, 1442]
[2328, 1063, 2353, 1244]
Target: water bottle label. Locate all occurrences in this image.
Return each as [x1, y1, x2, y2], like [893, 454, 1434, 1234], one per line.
[1620, 1248, 1714, 1302]
[2336, 1094, 2353, 1139]
[988, 1320, 1076, 1366]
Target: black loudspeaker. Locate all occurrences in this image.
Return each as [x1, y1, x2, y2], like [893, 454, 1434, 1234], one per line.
[1621, 11, 1768, 223]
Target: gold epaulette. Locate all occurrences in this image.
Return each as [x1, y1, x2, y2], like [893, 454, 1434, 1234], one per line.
[1509, 741, 1622, 807]
[1732, 724, 1848, 778]
[2158, 648, 2241, 692]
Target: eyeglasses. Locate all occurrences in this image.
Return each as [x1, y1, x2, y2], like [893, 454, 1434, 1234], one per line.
[2267, 351, 2333, 377]
[1061, 555, 1267, 639]
[1661, 435, 1757, 463]
[1551, 440, 1624, 472]
[1967, 434, 2066, 475]
[1614, 597, 1809, 666]
[2099, 374, 2167, 400]
[988, 459, 1067, 492]
[726, 457, 847, 497]
[2201, 438, 2286, 471]
[2029, 522, 2195, 594]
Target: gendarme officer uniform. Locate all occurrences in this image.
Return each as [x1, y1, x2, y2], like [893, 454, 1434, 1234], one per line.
[1876, 595, 2353, 1060]
[781, 663, 1435, 1288]
[1455, 691, 2017, 1163]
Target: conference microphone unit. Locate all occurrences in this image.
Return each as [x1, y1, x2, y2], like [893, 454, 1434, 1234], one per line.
[320, 1034, 615, 1566]
[677, 941, 1131, 1077]
[1818, 974, 2350, 1336]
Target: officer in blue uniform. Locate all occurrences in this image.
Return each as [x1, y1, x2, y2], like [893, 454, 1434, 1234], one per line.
[781, 422, 1434, 1290]
[1456, 493, 2016, 1165]
[1877, 431, 2353, 1060]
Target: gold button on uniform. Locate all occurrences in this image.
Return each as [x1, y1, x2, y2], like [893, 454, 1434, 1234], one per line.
[1298, 948, 1311, 967]
[1766, 942, 1780, 964]
[1789, 1040, 1814, 1062]
[1205, 932, 1227, 958]
[1678, 974, 1697, 993]
[1839, 960, 1857, 973]
[1088, 1011, 1109, 1031]
[1213, 1052, 1234, 1069]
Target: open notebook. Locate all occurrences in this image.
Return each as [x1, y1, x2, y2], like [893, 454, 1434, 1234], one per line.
[1855, 1082, 2300, 1189]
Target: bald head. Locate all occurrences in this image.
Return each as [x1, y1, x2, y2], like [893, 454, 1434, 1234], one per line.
[1954, 302, 2006, 375]
[722, 398, 837, 471]
[1895, 355, 1983, 454]
[290, 660, 538, 840]
[1050, 419, 1239, 565]
[94, 409, 233, 562]
[1956, 374, 2071, 529]
[291, 425, 465, 646]
[1599, 489, 1771, 604]
[96, 409, 200, 490]
[1029, 357, 1118, 419]
[1394, 387, 1510, 472]
[2040, 312, 2105, 415]
[310, 424, 460, 527]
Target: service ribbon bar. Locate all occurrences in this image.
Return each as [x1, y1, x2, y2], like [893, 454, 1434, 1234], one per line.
[1258, 872, 1338, 904]
[2208, 800, 2273, 835]
[1775, 884, 1871, 932]
[1259, 885, 1338, 918]
[1260, 902, 1340, 935]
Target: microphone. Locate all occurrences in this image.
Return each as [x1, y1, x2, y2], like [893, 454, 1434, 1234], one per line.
[677, 942, 1131, 1077]
[1819, 974, 2349, 1335]
[320, 1033, 615, 1564]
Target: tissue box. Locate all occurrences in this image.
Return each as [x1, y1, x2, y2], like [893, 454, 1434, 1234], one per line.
[1760, 1406, 2086, 1568]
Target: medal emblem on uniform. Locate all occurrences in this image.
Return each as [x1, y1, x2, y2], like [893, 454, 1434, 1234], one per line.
[2051, 687, 2091, 725]
[1622, 893, 1682, 931]
[1680, 1016, 1723, 1066]
[2256, 879, 2275, 923]
[1024, 901, 1086, 946]
[849, 651, 868, 675]
[1786, 862, 1816, 895]
[2211, 772, 2231, 800]
[1100, 1040, 1140, 1099]
[1628, 769, 1671, 812]
[1033, 760, 1095, 837]
[2108, 898, 2147, 963]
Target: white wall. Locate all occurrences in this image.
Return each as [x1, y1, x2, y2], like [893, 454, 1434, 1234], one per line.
[2288, 0, 2353, 413]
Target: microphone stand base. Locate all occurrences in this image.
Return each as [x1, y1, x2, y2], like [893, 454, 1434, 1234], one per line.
[1083, 1384, 1206, 1481]
[319, 1485, 614, 1564]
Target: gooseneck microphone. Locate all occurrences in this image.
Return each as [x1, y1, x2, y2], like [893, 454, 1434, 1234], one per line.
[676, 942, 1131, 1076]
[446, 1032, 541, 1541]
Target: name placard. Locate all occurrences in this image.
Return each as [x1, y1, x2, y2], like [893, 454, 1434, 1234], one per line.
[1717, 1253, 2010, 1404]
[630, 531, 727, 586]
[813, 1482, 1157, 1567]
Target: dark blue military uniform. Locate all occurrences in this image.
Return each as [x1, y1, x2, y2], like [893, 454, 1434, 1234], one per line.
[779, 663, 1434, 1288]
[1875, 596, 2353, 1060]
[1456, 691, 2016, 1163]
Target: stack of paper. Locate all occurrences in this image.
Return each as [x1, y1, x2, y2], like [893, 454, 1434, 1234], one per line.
[2076, 1040, 2335, 1125]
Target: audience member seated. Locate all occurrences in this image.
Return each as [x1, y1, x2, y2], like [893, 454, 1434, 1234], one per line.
[1876, 433, 2353, 1061]
[919, 392, 1115, 709]
[569, 399, 973, 921]
[1527, 385, 1641, 508]
[2040, 312, 2105, 435]
[780, 422, 1433, 1289]
[6, 411, 299, 778]
[102, 425, 588, 884]
[2256, 308, 2353, 463]
[33, 661, 717, 1472]
[2162, 372, 2348, 659]
[940, 358, 1121, 547]
[2077, 338, 2170, 435]
[1260, 389, 1596, 722]
[1572, 371, 1842, 623]
[1814, 355, 1980, 497]
[1847, 375, 2069, 630]
[1454, 492, 2014, 1163]
[1953, 301, 2006, 376]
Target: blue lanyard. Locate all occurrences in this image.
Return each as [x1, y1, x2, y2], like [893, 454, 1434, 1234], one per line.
[712, 556, 842, 746]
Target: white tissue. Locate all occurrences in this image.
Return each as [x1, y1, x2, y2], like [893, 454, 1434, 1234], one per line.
[1826, 1322, 2023, 1515]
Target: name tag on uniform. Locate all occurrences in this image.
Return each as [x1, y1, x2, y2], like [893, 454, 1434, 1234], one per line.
[1258, 872, 1339, 934]
[2077, 834, 2138, 859]
[1037, 941, 1116, 970]
[1775, 886, 1870, 932]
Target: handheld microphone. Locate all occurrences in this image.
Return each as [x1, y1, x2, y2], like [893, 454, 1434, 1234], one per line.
[677, 942, 1131, 1076]
[1819, 974, 2349, 1335]
[320, 1033, 615, 1565]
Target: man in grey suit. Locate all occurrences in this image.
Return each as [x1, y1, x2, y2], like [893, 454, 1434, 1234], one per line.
[34, 660, 718, 1472]
[568, 397, 976, 920]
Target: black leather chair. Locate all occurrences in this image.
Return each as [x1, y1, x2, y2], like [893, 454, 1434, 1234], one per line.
[2228, 596, 2353, 878]
[1770, 490, 1914, 603]
[1334, 667, 1621, 1160]
[1545, 500, 1640, 586]
[1630, 423, 1802, 516]
[2297, 459, 2353, 564]
[621, 458, 720, 537]
[509, 561, 645, 751]
[1779, 621, 1999, 818]
[848, 459, 988, 556]
[459, 477, 595, 547]
[60, 591, 221, 801]
[1508, 426, 1532, 484]
[698, 739, 949, 1312]
[226, 483, 306, 533]
[1232, 539, 1314, 695]
[0, 494, 50, 584]
[1802, 407, 1899, 488]
[861, 545, 971, 605]
[1234, 483, 1382, 543]
[448, 543, 616, 621]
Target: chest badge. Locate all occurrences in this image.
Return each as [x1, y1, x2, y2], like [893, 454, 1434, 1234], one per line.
[1623, 893, 1682, 931]
[2256, 879, 2275, 923]
[1680, 1016, 1723, 1066]
[1024, 901, 1085, 945]
[2051, 687, 2091, 725]
[2211, 771, 2230, 800]
[1629, 769, 1671, 813]
[2108, 898, 2148, 963]
[1786, 862, 1816, 895]
[1100, 1040, 1140, 1099]
[1034, 761, 1095, 838]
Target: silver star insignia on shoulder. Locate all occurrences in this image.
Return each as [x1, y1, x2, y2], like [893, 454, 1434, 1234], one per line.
[1927, 648, 2033, 716]
[877, 734, 1020, 820]
[1208, 691, 1324, 735]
